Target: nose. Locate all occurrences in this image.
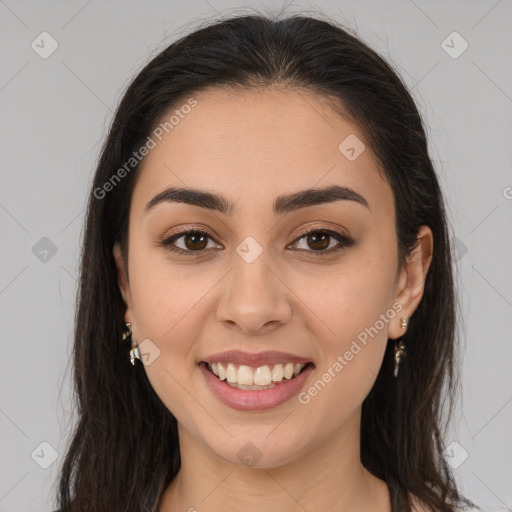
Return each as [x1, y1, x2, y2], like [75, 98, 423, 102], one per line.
[216, 249, 292, 336]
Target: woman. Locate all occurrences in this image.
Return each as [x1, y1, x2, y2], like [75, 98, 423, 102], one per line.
[55, 11, 477, 512]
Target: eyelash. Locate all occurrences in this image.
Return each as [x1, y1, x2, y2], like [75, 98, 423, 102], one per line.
[158, 226, 354, 258]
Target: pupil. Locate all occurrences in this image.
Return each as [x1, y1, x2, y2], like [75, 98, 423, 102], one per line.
[308, 232, 329, 250]
[185, 232, 207, 250]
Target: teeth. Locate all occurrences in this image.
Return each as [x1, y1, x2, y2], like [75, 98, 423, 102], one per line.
[207, 361, 307, 387]
[271, 364, 283, 382]
[237, 365, 254, 385]
[226, 363, 237, 383]
[254, 365, 272, 385]
[283, 363, 294, 379]
[217, 363, 226, 381]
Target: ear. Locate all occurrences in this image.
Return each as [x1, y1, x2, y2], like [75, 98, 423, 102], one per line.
[388, 225, 434, 340]
[113, 242, 132, 308]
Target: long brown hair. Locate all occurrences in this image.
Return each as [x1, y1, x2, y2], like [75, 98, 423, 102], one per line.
[56, 10, 475, 512]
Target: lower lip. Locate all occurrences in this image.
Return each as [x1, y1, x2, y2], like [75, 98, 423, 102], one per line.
[199, 362, 314, 411]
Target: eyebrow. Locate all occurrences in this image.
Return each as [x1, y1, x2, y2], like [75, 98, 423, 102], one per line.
[144, 184, 369, 216]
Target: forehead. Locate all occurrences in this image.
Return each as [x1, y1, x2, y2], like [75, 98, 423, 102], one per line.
[132, 86, 394, 216]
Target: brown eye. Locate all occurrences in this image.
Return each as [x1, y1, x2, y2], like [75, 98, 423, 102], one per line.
[306, 232, 330, 251]
[290, 228, 354, 255]
[160, 229, 221, 255]
[182, 231, 208, 250]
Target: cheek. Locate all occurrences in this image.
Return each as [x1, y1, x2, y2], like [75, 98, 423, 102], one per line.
[127, 257, 213, 418]
[295, 279, 392, 425]
[298, 253, 396, 342]
[127, 232, 397, 416]
[127, 240, 210, 336]
[291, 252, 395, 404]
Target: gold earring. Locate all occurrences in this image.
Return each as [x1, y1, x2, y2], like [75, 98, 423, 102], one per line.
[393, 340, 407, 378]
[122, 322, 141, 366]
[394, 317, 408, 377]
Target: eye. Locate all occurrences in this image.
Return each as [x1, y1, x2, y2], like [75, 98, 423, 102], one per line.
[289, 227, 354, 255]
[158, 226, 354, 257]
[159, 228, 221, 256]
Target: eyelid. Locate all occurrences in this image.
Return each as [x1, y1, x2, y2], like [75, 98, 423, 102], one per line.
[159, 226, 221, 255]
[159, 224, 354, 256]
[288, 225, 354, 255]
[292, 223, 351, 242]
[161, 224, 221, 243]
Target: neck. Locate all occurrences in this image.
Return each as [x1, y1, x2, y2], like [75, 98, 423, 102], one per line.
[159, 410, 391, 512]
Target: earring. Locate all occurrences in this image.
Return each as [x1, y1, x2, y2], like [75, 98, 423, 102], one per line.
[394, 317, 408, 377]
[122, 322, 141, 366]
[393, 340, 407, 377]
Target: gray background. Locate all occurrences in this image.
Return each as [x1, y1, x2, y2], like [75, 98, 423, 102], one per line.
[0, 0, 511, 510]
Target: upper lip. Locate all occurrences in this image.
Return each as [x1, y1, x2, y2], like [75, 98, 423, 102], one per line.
[201, 350, 313, 367]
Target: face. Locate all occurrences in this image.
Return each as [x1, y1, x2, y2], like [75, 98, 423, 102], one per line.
[113, 86, 431, 469]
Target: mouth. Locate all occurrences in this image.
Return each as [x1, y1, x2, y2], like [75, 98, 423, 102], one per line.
[200, 361, 315, 390]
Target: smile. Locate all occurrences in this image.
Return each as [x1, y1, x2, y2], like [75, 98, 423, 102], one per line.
[206, 361, 310, 390]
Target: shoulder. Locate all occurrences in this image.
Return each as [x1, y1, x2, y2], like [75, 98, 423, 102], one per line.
[456, 509, 510, 512]
[411, 496, 430, 512]
[412, 499, 503, 512]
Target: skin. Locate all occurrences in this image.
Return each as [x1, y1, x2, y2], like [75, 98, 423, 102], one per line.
[113, 86, 433, 512]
